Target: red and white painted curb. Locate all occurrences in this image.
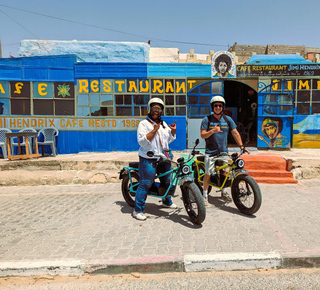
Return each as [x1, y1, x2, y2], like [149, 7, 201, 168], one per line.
[0, 251, 320, 277]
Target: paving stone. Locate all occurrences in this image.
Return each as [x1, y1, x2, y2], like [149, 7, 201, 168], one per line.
[0, 181, 319, 266]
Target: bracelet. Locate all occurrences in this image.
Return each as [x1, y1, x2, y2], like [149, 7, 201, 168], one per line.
[240, 145, 245, 149]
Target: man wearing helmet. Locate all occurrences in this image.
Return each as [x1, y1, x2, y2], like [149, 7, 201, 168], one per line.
[133, 97, 177, 221]
[200, 95, 249, 204]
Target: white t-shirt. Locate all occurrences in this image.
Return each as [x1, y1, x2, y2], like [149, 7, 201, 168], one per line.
[137, 118, 176, 159]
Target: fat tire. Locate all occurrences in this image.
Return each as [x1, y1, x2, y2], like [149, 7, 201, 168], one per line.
[181, 181, 206, 225]
[231, 174, 262, 215]
[193, 163, 212, 194]
[121, 172, 139, 207]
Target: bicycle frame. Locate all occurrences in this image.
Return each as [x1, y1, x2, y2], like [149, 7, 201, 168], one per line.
[120, 140, 207, 224]
[122, 163, 182, 200]
[193, 158, 237, 190]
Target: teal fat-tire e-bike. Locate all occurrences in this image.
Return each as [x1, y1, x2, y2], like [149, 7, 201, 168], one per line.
[119, 141, 206, 225]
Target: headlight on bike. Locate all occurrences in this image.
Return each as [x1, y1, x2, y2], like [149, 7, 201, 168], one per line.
[236, 159, 245, 169]
[181, 165, 191, 175]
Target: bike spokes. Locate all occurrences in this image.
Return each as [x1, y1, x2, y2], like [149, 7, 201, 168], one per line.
[182, 182, 206, 224]
[231, 174, 262, 215]
[237, 180, 254, 206]
[121, 172, 139, 207]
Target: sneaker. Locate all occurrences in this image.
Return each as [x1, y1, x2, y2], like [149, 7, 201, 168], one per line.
[162, 202, 178, 209]
[221, 189, 232, 202]
[203, 196, 209, 206]
[132, 210, 147, 221]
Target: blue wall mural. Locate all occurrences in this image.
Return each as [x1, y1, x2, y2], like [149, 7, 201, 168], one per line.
[257, 116, 291, 148]
[293, 115, 320, 148]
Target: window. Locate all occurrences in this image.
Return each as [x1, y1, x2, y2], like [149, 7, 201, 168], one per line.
[55, 100, 74, 116]
[76, 78, 188, 117]
[114, 79, 187, 116]
[33, 82, 53, 115]
[187, 81, 223, 117]
[260, 80, 294, 116]
[0, 81, 10, 115]
[264, 94, 277, 104]
[11, 99, 30, 115]
[34, 99, 54, 115]
[10, 81, 30, 115]
[295, 79, 311, 115]
[33, 82, 75, 116]
[312, 80, 320, 114]
[115, 94, 148, 116]
[263, 79, 320, 116]
[296, 91, 310, 115]
[77, 93, 114, 117]
[200, 83, 210, 94]
[262, 94, 293, 116]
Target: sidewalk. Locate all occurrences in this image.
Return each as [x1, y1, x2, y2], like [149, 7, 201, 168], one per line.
[0, 179, 319, 277]
[0, 147, 320, 186]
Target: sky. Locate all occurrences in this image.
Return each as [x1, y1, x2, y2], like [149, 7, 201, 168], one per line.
[1, 0, 320, 58]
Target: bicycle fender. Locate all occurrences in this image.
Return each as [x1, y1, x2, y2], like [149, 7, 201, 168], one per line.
[236, 169, 249, 175]
[179, 175, 194, 185]
[119, 168, 126, 180]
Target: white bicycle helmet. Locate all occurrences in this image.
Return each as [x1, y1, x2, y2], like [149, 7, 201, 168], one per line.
[148, 97, 164, 113]
[210, 95, 226, 111]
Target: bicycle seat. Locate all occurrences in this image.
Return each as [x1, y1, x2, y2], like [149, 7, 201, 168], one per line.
[215, 160, 224, 166]
[196, 156, 205, 162]
[129, 162, 139, 168]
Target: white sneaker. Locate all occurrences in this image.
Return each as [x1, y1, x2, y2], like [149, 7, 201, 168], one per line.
[162, 202, 178, 209]
[221, 189, 232, 202]
[203, 196, 208, 206]
[132, 210, 147, 221]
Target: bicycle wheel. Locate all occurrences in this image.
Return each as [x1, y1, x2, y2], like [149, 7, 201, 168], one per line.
[193, 163, 212, 194]
[121, 171, 139, 207]
[181, 181, 206, 225]
[231, 174, 262, 215]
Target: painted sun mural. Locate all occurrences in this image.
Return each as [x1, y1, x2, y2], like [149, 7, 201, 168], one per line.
[293, 115, 320, 148]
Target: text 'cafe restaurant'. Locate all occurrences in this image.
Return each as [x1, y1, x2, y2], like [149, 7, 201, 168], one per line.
[0, 52, 320, 155]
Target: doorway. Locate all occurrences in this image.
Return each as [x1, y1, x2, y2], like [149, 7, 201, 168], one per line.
[187, 79, 258, 149]
[224, 80, 258, 147]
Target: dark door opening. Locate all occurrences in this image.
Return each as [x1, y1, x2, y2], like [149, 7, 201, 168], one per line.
[224, 80, 258, 147]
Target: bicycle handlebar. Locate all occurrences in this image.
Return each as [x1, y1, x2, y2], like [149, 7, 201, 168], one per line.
[192, 148, 247, 161]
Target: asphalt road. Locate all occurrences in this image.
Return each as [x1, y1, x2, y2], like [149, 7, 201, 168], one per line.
[0, 268, 320, 289]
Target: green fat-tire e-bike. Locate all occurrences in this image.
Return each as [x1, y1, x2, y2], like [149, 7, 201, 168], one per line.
[192, 145, 262, 215]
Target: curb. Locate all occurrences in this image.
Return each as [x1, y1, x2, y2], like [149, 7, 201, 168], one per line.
[184, 252, 282, 272]
[1, 251, 320, 277]
[0, 260, 84, 277]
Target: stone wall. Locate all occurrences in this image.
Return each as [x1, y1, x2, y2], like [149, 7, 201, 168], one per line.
[18, 40, 150, 63]
[149, 47, 179, 63]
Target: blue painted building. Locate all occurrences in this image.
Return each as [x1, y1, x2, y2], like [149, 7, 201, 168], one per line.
[1, 53, 320, 155]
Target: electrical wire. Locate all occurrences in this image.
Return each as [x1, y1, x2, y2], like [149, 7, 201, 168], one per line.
[0, 7, 52, 54]
[0, 8, 39, 39]
[0, 4, 228, 48]
[2, 42, 20, 47]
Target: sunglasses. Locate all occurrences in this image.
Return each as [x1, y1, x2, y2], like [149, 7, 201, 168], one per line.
[151, 107, 163, 113]
[214, 104, 223, 108]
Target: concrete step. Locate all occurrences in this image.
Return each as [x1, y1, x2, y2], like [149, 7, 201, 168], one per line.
[249, 176, 298, 184]
[0, 151, 303, 186]
[0, 169, 121, 186]
[242, 154, 297, 184]
[0, 156, 130, 186]
[242, 154, 288, 171]
[0, 159, 128, 171]
[247, 169, 294, 178]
